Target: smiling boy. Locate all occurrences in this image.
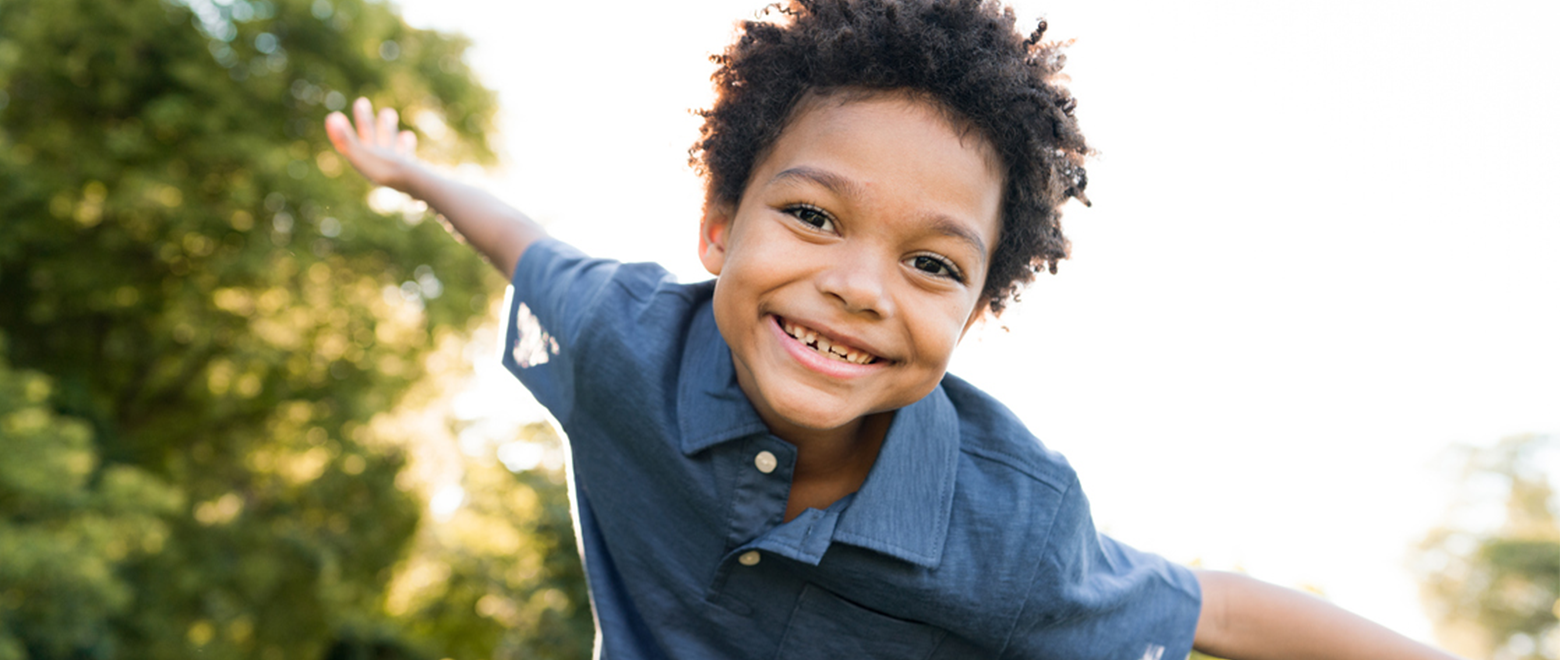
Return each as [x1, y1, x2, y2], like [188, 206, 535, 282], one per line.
[703, 93, 1003, 522]
[327, 1, 1463, 657]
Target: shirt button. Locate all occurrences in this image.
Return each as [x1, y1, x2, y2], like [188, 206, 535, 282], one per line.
[754, 450, 778, 474]
[738, 550, 761, 566]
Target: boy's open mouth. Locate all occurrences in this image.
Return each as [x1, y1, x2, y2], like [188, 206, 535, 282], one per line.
[777, 317, 879, 365]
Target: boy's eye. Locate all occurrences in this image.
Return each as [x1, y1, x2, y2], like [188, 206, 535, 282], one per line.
[909, 254, 964, 283]
[785, 204, 835, 232]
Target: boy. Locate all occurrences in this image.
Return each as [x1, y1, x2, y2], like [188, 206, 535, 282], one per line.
[327, 1, 1464, 657]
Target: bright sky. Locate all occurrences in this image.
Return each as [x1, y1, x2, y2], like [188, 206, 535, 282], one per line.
[396, 0, 1560, 644]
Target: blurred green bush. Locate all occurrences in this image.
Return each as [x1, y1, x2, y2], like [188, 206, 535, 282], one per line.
[1417, 435, 1559, 660]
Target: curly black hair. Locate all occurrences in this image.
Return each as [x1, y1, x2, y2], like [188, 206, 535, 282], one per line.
[690, 0, 1090, 315]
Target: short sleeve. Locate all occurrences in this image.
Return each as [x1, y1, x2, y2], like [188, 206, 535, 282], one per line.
[1005, 476, 1202, 660]
[499, 238, 642, 424]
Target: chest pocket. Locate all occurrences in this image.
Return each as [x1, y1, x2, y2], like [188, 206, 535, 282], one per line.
[774, 584, 948, 660]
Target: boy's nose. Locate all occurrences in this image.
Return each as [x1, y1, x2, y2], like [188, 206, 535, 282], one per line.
[816, 257, 895, 318]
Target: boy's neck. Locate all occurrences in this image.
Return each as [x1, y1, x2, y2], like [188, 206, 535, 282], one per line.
[773, 411, 894, 522]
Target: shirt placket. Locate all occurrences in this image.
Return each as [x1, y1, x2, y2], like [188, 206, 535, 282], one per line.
[706, 434, 796, 615]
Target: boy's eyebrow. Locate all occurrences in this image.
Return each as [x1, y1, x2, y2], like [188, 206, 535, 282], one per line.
[772, 166, 866, 200]
[770, 166, 990, 258]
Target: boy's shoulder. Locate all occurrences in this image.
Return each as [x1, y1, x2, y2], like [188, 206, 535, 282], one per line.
[532, 238, 705, 302]
[940, 373, 1079, 497]
[513, 238, 708, 342]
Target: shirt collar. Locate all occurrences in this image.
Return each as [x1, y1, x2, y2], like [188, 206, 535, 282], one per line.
[676, 301, 959, 569]
[676, 304, 772, 454]
[831, 386, 959, 568]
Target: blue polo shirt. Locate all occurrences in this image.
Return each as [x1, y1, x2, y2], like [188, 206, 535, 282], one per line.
[502, 238, 1201, 659]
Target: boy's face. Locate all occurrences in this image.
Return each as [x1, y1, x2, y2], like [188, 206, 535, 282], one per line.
[699, 93, 1003, 439]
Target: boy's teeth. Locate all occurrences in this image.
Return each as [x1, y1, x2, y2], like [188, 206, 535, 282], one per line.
[780, 318, 876, 365]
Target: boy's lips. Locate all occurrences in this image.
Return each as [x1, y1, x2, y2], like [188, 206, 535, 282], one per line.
[772, 316, 885, 366]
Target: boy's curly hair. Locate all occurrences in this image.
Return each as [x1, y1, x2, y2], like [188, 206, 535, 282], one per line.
[690, 0, 1090, 315]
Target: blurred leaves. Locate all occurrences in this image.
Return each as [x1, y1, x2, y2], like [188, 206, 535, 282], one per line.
[0, 0, 590, 658]
[0, 336, 182, 659]
[387, 425, 593, 660]
[1416, 435, 1560, 660]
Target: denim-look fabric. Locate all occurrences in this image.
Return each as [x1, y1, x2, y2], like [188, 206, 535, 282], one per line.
[502, 239, 1202, 660]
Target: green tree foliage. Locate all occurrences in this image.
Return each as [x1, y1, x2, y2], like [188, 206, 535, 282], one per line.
[386, 422, 593, 660]
[0, 335, 183, 660]
[0, 0, 596, 657]
[1417, 435, 1560, 659]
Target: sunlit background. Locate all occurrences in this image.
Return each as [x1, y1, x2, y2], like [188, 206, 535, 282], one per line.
[395, 0, 1560, 645]
[4, 0, 1553, 657]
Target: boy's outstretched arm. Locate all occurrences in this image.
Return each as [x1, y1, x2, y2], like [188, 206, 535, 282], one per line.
[1193, 569, 1464, 660]
[325, 98, 544, 277]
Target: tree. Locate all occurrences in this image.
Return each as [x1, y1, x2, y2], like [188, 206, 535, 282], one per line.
[0, 333, 183, 660]
[384, 422, 594, 660]
[0, 0, 586, 656]
[1416, 435, 1560, 660]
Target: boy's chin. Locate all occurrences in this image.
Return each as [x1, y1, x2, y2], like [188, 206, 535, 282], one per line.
[759, 388, 907, 438]
[760, 393, 871, 435]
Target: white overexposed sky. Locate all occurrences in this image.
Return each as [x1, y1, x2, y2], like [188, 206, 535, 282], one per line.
[396, 0, 1560, 644]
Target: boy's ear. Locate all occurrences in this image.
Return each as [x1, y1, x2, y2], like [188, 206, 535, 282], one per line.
[698, 197, 736, 276]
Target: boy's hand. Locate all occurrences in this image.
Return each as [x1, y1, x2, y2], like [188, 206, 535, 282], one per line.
[325, 97, 419, 191]
[322, 94, 542, 276]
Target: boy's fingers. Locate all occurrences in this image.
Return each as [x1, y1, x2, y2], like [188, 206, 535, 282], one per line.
[397, 130, 417, 156]
[324, 112, 356, 153]
[377, 108, 399, 147]
[354, 97, 375, 144]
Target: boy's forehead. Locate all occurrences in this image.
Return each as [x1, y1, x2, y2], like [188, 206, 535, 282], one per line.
[755, 93, 1004, 242]
[707, 89, 1006, 212]
[784, 89, 1004, 177]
